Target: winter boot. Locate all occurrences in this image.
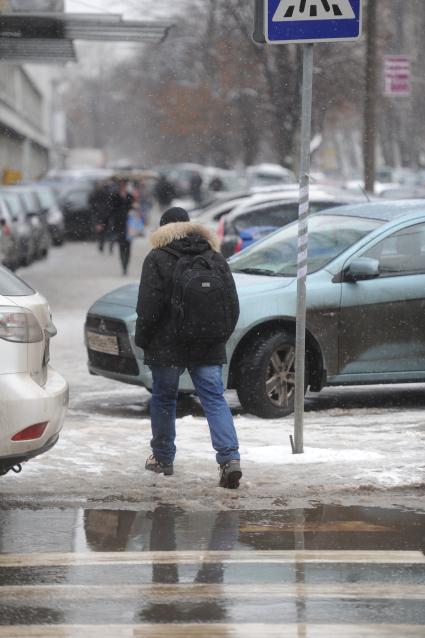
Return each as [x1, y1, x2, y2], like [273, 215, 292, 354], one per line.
[145, 454, 174, 476]
[219, 460, 242, 489]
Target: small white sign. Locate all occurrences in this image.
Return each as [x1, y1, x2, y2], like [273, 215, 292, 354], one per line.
[384, 55, 411, 98]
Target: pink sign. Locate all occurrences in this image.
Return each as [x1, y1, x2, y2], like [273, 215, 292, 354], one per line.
[384, 55, 411, 97]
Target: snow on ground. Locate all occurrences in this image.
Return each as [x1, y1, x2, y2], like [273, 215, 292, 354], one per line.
[1, 241, 424, 511]
[2, 379, 424, 510]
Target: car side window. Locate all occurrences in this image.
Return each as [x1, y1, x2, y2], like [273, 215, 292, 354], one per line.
[235, 204, 298, 231]
[235, 209, 266, 230]
[266, 206, 298, 227]
[361, 223, 425, 277]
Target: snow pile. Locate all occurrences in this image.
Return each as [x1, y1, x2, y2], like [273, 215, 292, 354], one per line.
[2, 388, 424, 511]
[241, 445, 382, 465]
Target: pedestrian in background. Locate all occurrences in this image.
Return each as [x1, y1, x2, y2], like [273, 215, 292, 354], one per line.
[190, 170, 203, 205]
[89, 179, 113, 252]
[110, 179, 134, 275]
[154, 174, 176, 211]
[138, 179, 154, 226]
[135, 206, 242, 489]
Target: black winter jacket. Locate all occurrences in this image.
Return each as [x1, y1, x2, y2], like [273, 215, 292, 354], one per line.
[135, 221, 240, 367]
[110, 191, 134, 239]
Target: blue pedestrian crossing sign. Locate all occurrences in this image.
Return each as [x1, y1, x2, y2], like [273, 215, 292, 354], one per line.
[265, 0, 362, 44]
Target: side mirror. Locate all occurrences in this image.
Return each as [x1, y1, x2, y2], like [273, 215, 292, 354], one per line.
[0, 218, 5, 226]
[342, 257, 380, 282]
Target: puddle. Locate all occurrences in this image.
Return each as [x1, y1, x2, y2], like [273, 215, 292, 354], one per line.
[0, 504, 424, 554]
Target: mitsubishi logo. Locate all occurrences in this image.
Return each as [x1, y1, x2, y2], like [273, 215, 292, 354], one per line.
[99, 319, 107, 333]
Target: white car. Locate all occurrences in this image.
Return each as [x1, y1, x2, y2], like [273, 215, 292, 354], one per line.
[0, 266, 68, 476]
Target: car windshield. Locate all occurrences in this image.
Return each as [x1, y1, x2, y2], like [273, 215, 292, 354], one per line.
[36, 188, 56, 209]
[229, 214, 382, 276]
[1, 193, 21, 217]
[20, 191, 38, 213]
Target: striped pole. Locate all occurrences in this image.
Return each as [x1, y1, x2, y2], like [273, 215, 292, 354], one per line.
[293, 43, 314, 454]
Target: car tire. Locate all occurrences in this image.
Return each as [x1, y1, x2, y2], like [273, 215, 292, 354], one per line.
[236, 330, 307, 418]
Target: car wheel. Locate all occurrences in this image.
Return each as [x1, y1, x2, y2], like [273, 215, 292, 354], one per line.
[236, 331, 306, 418]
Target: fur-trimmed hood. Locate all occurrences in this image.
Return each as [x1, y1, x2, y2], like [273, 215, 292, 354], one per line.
[150, 221, 220, 252]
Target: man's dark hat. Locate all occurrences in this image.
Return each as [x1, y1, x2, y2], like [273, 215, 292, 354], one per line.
[160, 207, 190, 226]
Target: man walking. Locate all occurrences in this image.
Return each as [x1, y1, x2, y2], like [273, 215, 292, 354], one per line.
[90, 179, 114, 252]
[135, 207, 241, 488]
[110, 179, 134, 275]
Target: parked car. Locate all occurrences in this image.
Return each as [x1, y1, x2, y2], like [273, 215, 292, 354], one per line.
[192, 190, 295, 234]
[33, 184, 65, 246]
[345, 167, 400, 196]
[14, 186, 51, 260]
[58, 182, 96, 239]
[190, 193, 253, 225]
[246, 163, 296, 188]
[85, 199, 425, 418]
[0, 266, 69, 475]
[378, 185, 425, 200]
[0, 196, 20, 271]
[218, 192, 358, 257]
[40, 168, 113, 198]
[0, 188, 36, 267]
[194, 186, 363, 241]
[216, 188, 366, 256]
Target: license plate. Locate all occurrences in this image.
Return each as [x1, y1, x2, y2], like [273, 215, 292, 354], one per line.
[87, 332, 119, 355]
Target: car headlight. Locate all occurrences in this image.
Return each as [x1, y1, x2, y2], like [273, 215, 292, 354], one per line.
[0, 306, 44, 343]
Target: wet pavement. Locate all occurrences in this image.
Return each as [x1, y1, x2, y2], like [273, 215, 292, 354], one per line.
[0, 504, 424, 636]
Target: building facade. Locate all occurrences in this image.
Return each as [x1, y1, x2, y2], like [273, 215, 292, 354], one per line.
[0, 0, 65, 182]
[0, 64, 54, 182]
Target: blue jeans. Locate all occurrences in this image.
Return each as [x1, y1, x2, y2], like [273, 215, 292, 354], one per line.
[149, 365, 240, 466]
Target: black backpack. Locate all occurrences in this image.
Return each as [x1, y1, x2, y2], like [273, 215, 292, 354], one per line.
[162, 246, 234, 345]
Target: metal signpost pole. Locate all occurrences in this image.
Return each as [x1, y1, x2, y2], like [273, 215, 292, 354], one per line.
[292, 43, 314, 455]
[260, 0, 362, 455]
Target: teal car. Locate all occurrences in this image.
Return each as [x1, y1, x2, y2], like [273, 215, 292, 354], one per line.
[85, 200, 425, 418]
